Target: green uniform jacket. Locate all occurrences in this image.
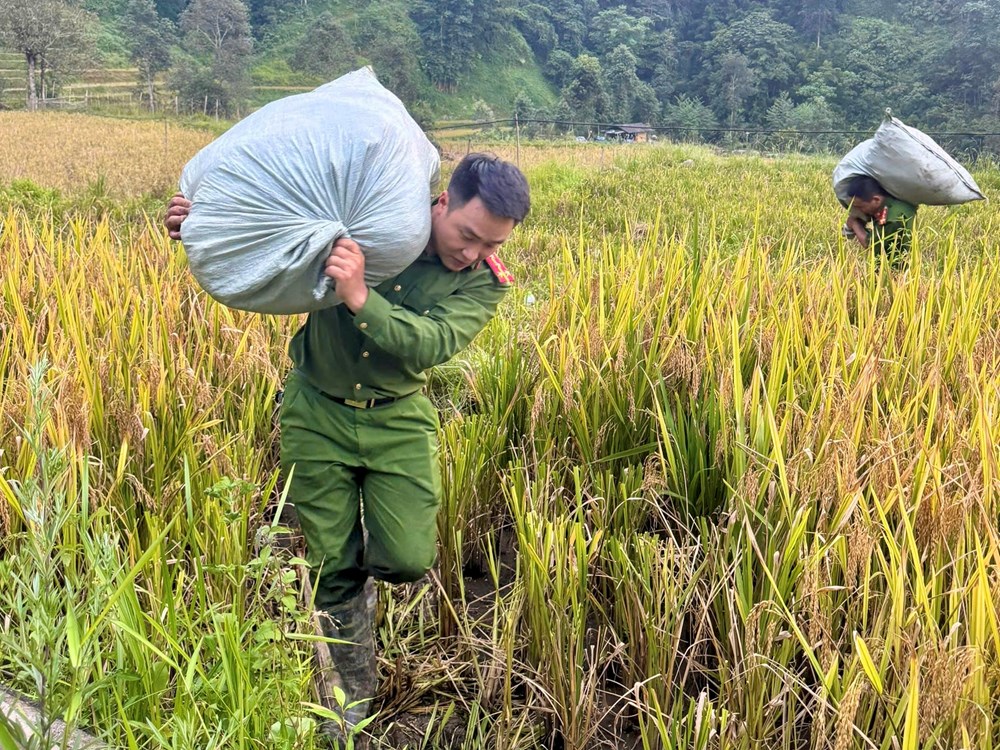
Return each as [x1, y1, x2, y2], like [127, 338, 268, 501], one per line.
[289, 252, 510, 400]
[870, 196, 917, 264]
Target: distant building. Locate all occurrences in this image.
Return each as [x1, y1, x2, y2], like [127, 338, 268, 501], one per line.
[604, 123, 654, 143]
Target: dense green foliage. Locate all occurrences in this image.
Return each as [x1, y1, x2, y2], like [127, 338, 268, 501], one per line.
[3, 1, 1000, 141]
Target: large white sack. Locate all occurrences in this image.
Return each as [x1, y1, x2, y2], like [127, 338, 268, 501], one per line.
[179, 67, 440, 315]
[833, 113, 984, 208]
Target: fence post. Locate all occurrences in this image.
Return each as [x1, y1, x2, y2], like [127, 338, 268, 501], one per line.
[514, 113, 521, 169]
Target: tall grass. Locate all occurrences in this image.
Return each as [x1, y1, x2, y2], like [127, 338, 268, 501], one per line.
[2, 134, 999, 748]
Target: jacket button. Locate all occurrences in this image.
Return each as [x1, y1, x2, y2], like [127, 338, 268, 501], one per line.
[359, 322, 368, 330]
[362, 351, 370, 358]
[393, 284, 402, 292]
[354, 383, 362, 390]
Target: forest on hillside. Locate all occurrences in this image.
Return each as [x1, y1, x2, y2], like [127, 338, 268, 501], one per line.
[2, 0, 999, 135]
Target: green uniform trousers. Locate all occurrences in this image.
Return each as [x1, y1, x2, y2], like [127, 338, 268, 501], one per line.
[279, 370, 441, 609]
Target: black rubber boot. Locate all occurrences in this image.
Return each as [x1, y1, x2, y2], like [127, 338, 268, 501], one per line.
[317, 580, 377, 747]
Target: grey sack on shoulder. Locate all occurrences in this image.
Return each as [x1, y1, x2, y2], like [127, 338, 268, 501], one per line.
[833, 112, 985, 208]
[179, 67, 440, 315]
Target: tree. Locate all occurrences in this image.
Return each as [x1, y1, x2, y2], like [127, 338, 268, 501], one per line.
[934, 1, 1000, 109]
[513, 88, 535, 121]
[640, 28, 676, 83]
[552, 96, 575, 134]
[765, 92, 795, 131]
[178, 0, 252, 115]
[587, 6, 652, 59]
[409, 0, 468, 89]
[354, 2, 425, 106]
[0, 0, 97, 110]
[290, 13, 357, 78]
[546, 0, 589, 54]
[180, 0, 251, 60]
[603, 44, 645, 123]
[410, 0, 511, 91]
[561, 54, 606, 124]
[796, 60, 842, 104]
[513, 89, 544, 136]
[798, 0, 845, 48]
[632, 80, 660, 123]
[122, 0, 174, 110]
[710, 51, 755, 127]
[472, 98, 495, 123]
[512, 3, 557, 58]
[662, 94, 717, 141]
[833, 17, 927, 125]
[246, 0, 298, 32]
[704, 10, 798, 120]
[545, 49, 575, 88]
[154, 0, 185, 23]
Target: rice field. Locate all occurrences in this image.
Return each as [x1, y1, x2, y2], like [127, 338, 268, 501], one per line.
[2, 113, 1000, 749]
[0, 112, 214, 198]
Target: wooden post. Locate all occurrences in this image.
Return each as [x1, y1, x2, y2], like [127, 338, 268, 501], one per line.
[514, 113, 521, 169]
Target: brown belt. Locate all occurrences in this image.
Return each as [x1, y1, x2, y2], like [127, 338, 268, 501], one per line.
[319, 392, 401, 409]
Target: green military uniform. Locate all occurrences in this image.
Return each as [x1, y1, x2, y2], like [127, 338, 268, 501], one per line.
[869, 196, 917, 268]
[280, 251, 510, 609]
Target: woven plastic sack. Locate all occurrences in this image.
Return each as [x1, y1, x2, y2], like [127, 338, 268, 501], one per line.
[833, 112, 984, 208]
[178, 67, 440, 315]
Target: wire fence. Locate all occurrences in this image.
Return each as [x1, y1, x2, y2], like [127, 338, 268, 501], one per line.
[4, 90, 234, 117]
[431, 118, 1000, 163]
[7, 91, 1000, 163]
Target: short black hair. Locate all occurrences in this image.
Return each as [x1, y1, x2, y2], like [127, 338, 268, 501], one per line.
[447, 153, 530, 224]
[846, 174, 887, 202]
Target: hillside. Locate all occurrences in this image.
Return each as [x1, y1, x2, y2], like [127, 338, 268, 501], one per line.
[2, 0, 1000, 140]
[246, 0, 556, 118]
[0, 0, 557, 120]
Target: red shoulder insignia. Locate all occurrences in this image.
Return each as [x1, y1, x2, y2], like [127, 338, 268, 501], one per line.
[875, 207, 888, 226]
[484, 254, 514, 285]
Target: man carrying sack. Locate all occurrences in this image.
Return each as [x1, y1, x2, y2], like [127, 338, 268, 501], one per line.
[843, 174, 917, 268]
[166, 153, 529, 746]
[834, 110, 985, 268]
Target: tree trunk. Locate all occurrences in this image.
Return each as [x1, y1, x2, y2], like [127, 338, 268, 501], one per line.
[26, 52, 37, 111]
